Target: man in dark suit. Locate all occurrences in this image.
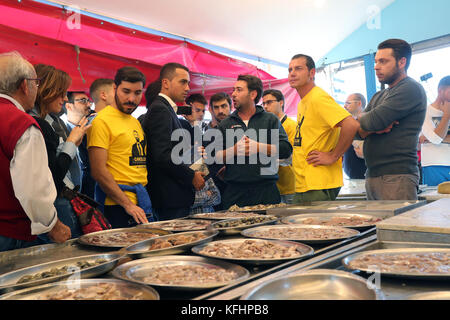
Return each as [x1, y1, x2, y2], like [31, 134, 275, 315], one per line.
[143, 63, 205, 220]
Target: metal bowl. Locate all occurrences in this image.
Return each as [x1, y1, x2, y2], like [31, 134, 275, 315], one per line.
[0, 279, 159, 300]
[280, 213, 382, 230]
[0, 253, 123, 294]
[241, 224, 360, 244]
[112, 255, 250, 291]
[137, 219, 212, 232]
[210, 215, 278, 235]
[241, 269, 378, 300]
[77, 227, 171, 248]
[124, 230, 218, 259]
[192, 238, 314, 266]
[190, 211, 264, 220]
[406, 291, 450, 300]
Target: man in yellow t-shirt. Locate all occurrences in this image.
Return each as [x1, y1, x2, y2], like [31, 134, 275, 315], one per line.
[88, 66, 149, 228]
[262, 89, 296, 204]
[288, 54, 360, 203]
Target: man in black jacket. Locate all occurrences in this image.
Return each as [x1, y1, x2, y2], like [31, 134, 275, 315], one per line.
[214, 75, 292, 209]
[143, 63, 205, 220]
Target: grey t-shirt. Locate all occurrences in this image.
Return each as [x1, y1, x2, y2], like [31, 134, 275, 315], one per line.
[360, 77, 427, 177]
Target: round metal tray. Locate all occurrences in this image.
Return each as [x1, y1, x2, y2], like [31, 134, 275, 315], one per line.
[406, 291, 450, 300]
[241, 224, 360, 244]
[123, 230, 218, 259]
[0, 278, 159, 300]
[190, 211, 264, 220]
[137, 219, 212, 232]
[77, 227, 171, 248]
[210, 216, 278, 235]
[192, 238, 314, 266]
[280, 213, 382, 230]
[111, 255, 250, 291]
[240, 269, 378, 300]
[0, 253, 123, 294]
[342, 248, 450, 280]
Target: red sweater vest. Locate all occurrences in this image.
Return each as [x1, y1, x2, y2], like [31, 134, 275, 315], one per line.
[0, 98, 41, 241]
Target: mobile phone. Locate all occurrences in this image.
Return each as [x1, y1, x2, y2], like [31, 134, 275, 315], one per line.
[176, 105, 192, 115]
[87, 113, 97, 125]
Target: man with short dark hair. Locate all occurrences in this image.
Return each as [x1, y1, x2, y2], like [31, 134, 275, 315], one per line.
[0, 52, 70, 251]
[88, 66, 150, 228]
[143, 62, 205, 220]
[215, 75, 292, 209]
[262, 89, 296, 203]
[208, 92, 232, 129]
[289, 54, 359, 203]
[179, 93, 207, 146]
[343, 93, 367, 179]
[419, 75, 450, 186]
[89, 78, 115, 113]
[358, 39, 427, 200]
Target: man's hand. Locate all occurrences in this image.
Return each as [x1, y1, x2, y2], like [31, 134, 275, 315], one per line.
[375, 121, 399, 134]
[124, 203, 149, 224]
[306, 150, 339, 167]
[419, 134, 429, 144]
[192, 171, 206, 191]
[48, 219, 71, 243]
[236, 136, 258, 157]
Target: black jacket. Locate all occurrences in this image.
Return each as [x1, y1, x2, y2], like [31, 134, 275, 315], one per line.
[142, 96, 195, 210]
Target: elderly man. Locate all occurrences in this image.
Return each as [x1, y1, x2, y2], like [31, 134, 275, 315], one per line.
[343, 93, 367, 179]
[0, 52, 70, 251]
[358, 39, 427, 200]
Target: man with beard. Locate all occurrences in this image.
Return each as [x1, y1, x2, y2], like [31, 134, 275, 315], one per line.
[215, 75, 292, 209]
[358, 39, 427, 200]
[143, 62, 205, 220]
[88, 66, 150, 227]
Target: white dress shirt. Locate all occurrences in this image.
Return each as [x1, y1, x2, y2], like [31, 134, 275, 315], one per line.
[0, 94, 58, 235]
[421, 104, 450, 167]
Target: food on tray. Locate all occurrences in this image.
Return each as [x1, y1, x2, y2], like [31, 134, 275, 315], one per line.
[248, 226, 357, 240]
[35, 283, 144, 300]
[348, 252, 450, 274]
[228, 203, 288, 212]
[83, 231, 162, 247]
[142, 265, 238, 285]
[213, 216, 277, 229]
[16, 259, 107, 284]
[199, 240, 300, 259]
[148, 233, 209, 250]
[437, 181, 450, 194]
[298, 216, 381, 227]
[146, 219, 212, 231]
[193, 211, 263, 219]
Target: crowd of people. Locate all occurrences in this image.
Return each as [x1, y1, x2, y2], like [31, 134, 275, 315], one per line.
[1, 37, 449, 252]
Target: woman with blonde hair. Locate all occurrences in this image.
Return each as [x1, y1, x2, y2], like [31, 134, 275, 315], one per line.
[29, 64, 91, 241]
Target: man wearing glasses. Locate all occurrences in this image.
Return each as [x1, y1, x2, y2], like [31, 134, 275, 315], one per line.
[0, 52, 71, 251]
[63, 92, 96, 198]
[343, 93, 367, 179]
[288, 54, 359, 203]
[262, 89, 296, 204]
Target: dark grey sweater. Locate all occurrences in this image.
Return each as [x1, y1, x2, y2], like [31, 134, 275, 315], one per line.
[360, 77, 427, 177]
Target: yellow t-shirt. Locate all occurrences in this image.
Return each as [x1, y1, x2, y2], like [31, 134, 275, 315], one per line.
[292, 86, 351, 193]
[277, 116, 296, 195]
[87, 106, 147, 205]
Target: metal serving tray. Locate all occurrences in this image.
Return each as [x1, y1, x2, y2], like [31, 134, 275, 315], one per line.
[190, 212, 265, 220]
[77, 227, 171, 248]
[240, 269, 378, 300]
[241, 225, 360, 244]
[280, 213, 383, 230]
[0, 253, 122, 294]
[210, 216, 278, 235]
[0, 278, 159, 300]
[342, 248, 450, 280]
[123, 230, 218, 259]
[137, 219, 212, 232]
[192, 238, 314, 266]
[406, 291, 450, 300]
[112, 255, 250, 291]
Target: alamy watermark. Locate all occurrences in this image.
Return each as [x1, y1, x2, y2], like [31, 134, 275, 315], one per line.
[65, 5, 82, 30]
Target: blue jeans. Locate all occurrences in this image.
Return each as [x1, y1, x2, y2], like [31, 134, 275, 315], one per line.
[0, 235, 40, 252]
[38, 196, 83, 244]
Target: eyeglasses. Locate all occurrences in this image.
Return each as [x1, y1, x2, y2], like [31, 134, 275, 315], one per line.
[74, 98, 93, 105]
[262, 99, 278, 106]
[26, 78, 41, 88]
